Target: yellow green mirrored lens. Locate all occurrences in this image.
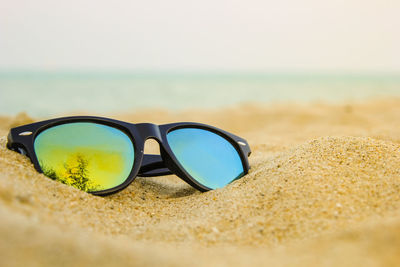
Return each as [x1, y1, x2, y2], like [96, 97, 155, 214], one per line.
[34, 122, 135, 192]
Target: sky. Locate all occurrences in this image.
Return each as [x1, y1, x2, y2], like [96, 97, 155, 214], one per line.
[1, 0, 399, 72]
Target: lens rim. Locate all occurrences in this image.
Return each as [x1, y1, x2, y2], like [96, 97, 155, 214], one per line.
[160, 124, 249, 191]
[33, 122, 137, 193]
[8, 117, 146, 196]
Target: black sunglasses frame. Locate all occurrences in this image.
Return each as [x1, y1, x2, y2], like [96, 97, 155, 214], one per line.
[7, 116, 251, 196]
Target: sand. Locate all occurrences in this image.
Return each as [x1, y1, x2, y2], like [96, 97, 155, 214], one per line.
[1, 98, 400, 266]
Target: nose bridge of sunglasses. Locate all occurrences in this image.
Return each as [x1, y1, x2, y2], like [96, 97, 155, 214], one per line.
[135, 123, 162, 141]
[137, 139, 173, 177]
[133, 123, 172, 177]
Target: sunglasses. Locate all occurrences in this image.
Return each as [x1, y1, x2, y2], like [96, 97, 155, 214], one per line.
[6, 116, 251, 195]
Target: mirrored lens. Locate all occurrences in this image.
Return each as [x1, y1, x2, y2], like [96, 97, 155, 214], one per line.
[167, 128, 244, 189]
[34, 122, 135, 192]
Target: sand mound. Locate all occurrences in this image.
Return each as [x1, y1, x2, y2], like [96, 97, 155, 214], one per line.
[1, 99, 400, 266]
[230, 136, 400, 244]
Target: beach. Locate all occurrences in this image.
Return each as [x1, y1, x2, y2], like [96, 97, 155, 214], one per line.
[1, 98, 400, 266]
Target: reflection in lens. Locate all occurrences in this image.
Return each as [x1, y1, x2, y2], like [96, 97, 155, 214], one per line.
[167, 128, 244, 189]
[34, 122, 135, 192]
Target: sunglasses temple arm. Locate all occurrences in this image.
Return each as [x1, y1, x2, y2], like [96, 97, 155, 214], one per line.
[138, 154, 173, 177]
[7, 133, 29, 157]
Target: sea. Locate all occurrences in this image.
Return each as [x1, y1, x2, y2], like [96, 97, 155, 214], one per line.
[0, 71, 399, 117]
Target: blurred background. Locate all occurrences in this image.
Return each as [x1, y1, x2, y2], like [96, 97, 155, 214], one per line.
[1, 0, 399, 117]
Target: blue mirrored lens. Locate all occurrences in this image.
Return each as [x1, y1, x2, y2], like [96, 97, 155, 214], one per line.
[167, 128, 244, 189]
